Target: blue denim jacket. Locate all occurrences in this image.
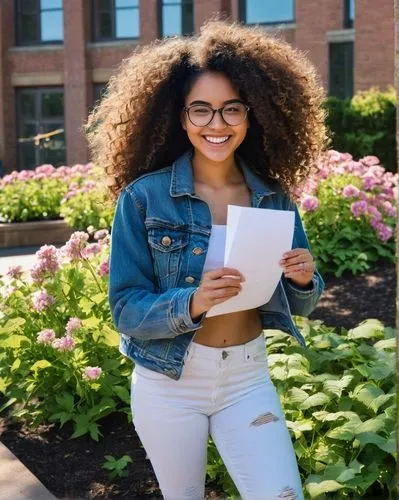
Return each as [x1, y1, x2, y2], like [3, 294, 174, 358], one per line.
[109, 150, 324, 380]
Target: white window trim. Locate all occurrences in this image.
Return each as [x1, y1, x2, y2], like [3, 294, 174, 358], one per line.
[327, 29, 355, 44]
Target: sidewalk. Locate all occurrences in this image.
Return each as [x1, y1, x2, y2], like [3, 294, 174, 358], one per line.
[0, 442, 56, 500]
[0, 246, 40, 275]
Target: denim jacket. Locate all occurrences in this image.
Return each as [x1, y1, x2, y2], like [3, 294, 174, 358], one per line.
[109, 150, 324, 380]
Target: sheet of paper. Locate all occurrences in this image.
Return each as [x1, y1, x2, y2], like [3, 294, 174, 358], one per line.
[206, 205, 295, 317]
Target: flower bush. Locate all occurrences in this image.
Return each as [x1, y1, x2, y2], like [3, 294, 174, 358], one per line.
[0, 233, 395, 498]
[293, 151, 397, 277]
[0, 230, 129, 441]
[0, 163, 94, 223]
[59, 168, 114, 231]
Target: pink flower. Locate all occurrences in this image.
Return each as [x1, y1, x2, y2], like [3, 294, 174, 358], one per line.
[94, 229, 109, 241]
[301, 195, 320, 212]
[60, 231, 89, 260]
[6, 265, 23, 279]
[342, 184, 360, 198]
[52, 335, 76, 351]
[350, 200, 368, 218]
[32, 290, 56, 312]
[35, 164, 56, 176]
[380, 201, 396, 217]
[362, 175, 379, 191]
[361, 155, 380, 167]
[98, 259, 109, 276]
[82, 243, 102, 258]
[82, 366, 102, 381]
[30, 245, 60, 282]
[367, 205, 382, 221]
[37, 328, 56, 344]
[375, 222, 393, 242]
[65, 317, 82, 336]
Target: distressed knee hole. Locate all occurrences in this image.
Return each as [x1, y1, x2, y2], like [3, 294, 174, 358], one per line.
[250, 411, 279, 426]
[278, 486, 297, 499]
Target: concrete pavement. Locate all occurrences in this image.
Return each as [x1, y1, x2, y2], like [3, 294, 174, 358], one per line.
[0, 442, 57, 500]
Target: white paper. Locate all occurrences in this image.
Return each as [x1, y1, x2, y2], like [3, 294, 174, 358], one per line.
[206, 205, 295, 317]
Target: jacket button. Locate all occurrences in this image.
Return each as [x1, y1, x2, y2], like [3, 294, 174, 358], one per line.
[192, 247, 203, 255]
[161, 236, 172, 247]
[185, 276, 195, 284]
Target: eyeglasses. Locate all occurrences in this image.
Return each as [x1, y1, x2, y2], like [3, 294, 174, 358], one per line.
[183, 101, 250, 127]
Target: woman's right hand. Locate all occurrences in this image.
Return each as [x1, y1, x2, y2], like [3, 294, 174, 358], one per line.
[189, 267, 245, 321]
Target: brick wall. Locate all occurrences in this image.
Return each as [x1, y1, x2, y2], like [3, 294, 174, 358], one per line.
[296, 0, 343, 90]
[355, 0, 395, 91]
[0, 0, 396, 174]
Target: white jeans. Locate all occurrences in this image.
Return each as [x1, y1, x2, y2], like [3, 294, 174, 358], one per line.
[131, 332, 304, 500]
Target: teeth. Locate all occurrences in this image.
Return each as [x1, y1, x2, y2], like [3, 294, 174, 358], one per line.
[204, 136, 230, 144]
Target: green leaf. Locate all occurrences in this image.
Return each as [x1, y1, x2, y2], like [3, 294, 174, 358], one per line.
[11, 358, 21, 372]
[101, 325, 120, 347]
[30, 360, 52, 372]
[305, 478, 344, 497]
[286, 419, 313, 439]
[287, 387, 309, 404]
[300, 392, 330, 410]
[356, 432, 396, 455]
[374, 338, 395, 350]
[1, 335, 30, 348]
[347, 319, 384, 339]
[0, 317, 26, 335]
[112, 385, 130, 403]
[83, 316, 101, 329]
[323, 375, 353, 397]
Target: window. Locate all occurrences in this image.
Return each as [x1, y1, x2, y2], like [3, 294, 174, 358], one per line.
[93, 0, 139, 41]
[159, 0, 194, 37]
[16, 0, 64, 45]
[239, 0, 294, 25]
[329, 42, 354, 98]
[17, 88, 66, 170]
[344, 0, 354, 29]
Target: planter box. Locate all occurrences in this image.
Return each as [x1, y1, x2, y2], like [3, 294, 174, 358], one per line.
[0, 220, 74, 249]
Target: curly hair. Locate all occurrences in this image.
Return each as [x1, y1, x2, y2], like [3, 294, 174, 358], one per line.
[86, 20, 329, 200]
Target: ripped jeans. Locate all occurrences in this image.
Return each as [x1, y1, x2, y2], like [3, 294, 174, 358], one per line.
[131, 332, 304, 500]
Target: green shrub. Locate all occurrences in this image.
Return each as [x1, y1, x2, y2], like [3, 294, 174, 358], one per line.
[324, 87, 396, 173]
[208, 318, 396, 498]
[296, 151, 396, 277]
[0, 236, 395, 498]
[0, 164, 94, 223]
[60, 183, 114, 231]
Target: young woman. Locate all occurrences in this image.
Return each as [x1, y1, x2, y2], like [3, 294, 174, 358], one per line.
[87, 20, 327, 500]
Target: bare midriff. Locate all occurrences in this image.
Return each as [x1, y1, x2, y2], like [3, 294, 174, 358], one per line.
[192, 175, 263, 348]
[193, 309, 262, 347]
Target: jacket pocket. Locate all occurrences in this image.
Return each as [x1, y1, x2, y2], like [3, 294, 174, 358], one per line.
[147, 222, 189, 290]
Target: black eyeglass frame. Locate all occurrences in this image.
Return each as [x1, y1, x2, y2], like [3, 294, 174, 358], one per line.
[183, 102, 251, 127]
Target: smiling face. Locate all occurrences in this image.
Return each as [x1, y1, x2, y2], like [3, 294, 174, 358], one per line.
[181, 71, 249, 165]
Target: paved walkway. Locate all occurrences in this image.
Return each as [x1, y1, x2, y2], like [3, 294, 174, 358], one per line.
[0, 442, 56, 500]
[0, 246, 40, 275]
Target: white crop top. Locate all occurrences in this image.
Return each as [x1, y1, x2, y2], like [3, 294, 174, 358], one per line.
[202, 225, 226, 274]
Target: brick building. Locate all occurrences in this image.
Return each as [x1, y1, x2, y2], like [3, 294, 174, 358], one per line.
[0, 0, 394, 174]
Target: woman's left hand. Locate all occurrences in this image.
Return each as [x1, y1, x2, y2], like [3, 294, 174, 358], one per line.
[279, 248, 315, 288]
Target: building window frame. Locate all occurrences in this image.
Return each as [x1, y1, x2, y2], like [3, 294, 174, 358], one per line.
[239, 0, 295, 25]
[15, 0, 64, 46]
[92, 0, 140, 42]
[158, 0, 194, 38]
[328, 41, 354, 99]
[344, 0, 354, 29]
[16, 87, 66, 170]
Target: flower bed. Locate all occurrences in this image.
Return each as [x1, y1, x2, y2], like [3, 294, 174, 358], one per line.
[0, 233, 395, 498]
[294, 151, 396, 277]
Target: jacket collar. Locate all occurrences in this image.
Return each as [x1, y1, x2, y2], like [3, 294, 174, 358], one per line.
[170, 149, 275, 199]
